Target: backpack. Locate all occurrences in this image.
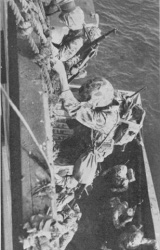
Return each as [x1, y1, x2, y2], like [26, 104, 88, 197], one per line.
[114, 102, 145, 146]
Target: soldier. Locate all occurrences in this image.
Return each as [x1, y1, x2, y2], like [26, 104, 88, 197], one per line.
[102, 165, 135, 193]
[59, 76, 119, 134]
[21, 203, 82, 250]
[54, 76, 121, 183]
[51, 60, 122, 185]
[118, 225, 159, 250]
[109, 197, 136, 229]
[48, 2, 101, 64]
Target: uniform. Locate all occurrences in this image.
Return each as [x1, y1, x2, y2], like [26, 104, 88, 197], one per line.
[60, 90, 120, 134]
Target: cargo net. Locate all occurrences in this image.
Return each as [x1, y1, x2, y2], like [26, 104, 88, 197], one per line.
[9, 0, 73, 147]
[8, 0, 62, 95]
[9, 1, 77, 250]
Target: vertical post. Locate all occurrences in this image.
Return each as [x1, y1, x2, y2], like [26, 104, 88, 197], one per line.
[1, 0, 13, 249]
[8, 3, 23, 249]
[2, 146, 13, 250]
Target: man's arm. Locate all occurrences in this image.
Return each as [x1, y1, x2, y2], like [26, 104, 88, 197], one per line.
[53, 60, 119, 131]
[53, 60, 69, 92]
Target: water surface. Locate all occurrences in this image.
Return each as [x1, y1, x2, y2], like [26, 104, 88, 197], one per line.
[87, 0, 160, 205]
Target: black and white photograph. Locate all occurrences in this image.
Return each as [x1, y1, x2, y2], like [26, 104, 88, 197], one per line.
[1, 0, 160, 250]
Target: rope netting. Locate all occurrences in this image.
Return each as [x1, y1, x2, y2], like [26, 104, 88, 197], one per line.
[8, 0, 59, 221]
[9, 0, 54, 96]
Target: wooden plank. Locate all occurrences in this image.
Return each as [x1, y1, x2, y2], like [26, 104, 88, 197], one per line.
[2, 146, 13, 250]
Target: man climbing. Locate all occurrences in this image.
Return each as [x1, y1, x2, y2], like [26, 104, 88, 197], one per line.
[52, 59, 121, 186]
[47, 0, 101, 66]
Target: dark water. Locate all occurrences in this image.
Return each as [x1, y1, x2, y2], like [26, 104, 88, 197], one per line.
[87, 0, 160, 206]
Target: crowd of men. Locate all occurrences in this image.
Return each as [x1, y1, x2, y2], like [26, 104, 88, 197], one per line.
[20, 1, 158, 250]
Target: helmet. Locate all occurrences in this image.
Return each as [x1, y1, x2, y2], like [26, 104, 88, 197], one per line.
[127, 208, 135, 217]
[79, 77, 114, 107]
[87, 26, 101, 41]
[59, 6, 84, 30]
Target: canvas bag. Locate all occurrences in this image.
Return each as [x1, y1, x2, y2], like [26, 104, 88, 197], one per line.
[73, 149, 98, 185]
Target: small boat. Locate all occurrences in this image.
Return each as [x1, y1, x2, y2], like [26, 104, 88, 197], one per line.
[42, 88, 160, 249]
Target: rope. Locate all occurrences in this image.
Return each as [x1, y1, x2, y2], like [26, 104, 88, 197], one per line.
[35, 0, 48, 32]
[36, 5, 48, 32]
[38, 0, 46, 20]
[9, 0, 48, 44]
[41, 66, 53, 95]
[18, 0, 48, 43]
[32, 16, 47, 43]
[26, 34, 40, 54]
[7, 0, 58, 219]
[8, 0, 24, 24]
[0, 84, 50, 170]
[18, 0, 28, 9]
[19, 0, 38, 13]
